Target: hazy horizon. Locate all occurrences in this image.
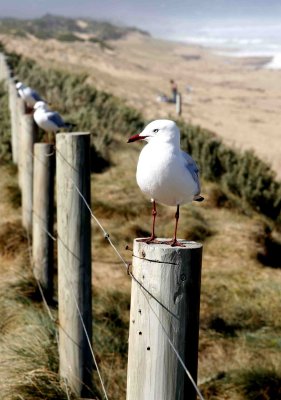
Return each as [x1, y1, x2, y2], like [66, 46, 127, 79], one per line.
[1, 0, 281, 40]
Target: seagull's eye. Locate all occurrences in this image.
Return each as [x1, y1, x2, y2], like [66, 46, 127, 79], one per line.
[153, 129, 159, 133]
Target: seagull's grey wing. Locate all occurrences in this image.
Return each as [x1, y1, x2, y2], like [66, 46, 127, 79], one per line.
[181, 151, 201, 195]
[30, 89, 42, 102]
[47, 111, 66, 128]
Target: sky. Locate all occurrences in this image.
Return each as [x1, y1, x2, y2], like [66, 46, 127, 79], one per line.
[1, 0, 281, 39]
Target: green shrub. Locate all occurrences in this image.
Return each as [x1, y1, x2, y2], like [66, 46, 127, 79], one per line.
[0, 81, 11, 164]
[179, 122, 281, 225]
[56, 32, 85, 42]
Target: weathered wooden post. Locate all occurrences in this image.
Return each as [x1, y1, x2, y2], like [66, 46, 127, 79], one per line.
[176, 92, 182, 116]
[127, 240, 202, 400]
[32, 143, 55, 300]
[0, 53, 4, 80]
[0, 53, 10, 82]
[17, 97, 27, 188]
[8, 79, 19, 164]
[21, 114, 37, 232]
[56, 132, 92, 397]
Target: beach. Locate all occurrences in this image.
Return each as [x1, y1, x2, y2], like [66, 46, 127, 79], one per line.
[2, 32, 281, 178]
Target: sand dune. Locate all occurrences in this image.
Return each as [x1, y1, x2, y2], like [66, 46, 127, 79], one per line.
[2, 32, 281, 178]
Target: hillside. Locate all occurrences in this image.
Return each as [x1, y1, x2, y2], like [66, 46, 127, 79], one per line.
[0, 14, 150, 42]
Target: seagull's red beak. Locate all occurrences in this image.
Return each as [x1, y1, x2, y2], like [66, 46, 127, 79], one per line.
[127, 133, 147, 143]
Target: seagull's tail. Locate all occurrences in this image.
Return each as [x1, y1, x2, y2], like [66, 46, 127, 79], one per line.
[64, 122, 77, 130]
[193, 195, 204, 202]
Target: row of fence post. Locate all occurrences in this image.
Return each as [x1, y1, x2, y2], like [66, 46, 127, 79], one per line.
[2, 55, 94, 396]
[1, 52, 202, 400]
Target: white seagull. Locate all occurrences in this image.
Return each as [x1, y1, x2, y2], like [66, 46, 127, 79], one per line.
[128, 119, 204, 247]
[15, 81, 43, 109]
[33, 101, 74, 143]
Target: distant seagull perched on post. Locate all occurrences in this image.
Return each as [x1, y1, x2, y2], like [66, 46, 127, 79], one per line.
[33, 101, 75, 143]
[128, 119, 204, 247]
[15, 81, 43, 109]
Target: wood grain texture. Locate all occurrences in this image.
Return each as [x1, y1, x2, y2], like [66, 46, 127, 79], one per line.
[21, 114, 37, 233]
[56, 132, 92, 397]
[32, 143, 55, 300]
[8, 80, 19, 164]
[127, 239, 202, 400]
[16, 97, 26, 189]
[176, 93, 182, 116]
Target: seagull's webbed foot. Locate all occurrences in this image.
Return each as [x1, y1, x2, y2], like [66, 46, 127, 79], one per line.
[161, 239, 186, 247]
[137, 237, 162, 244]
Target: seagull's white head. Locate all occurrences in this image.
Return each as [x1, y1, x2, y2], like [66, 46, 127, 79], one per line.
[128, 119, 180, 146]
[15, 82, 24, 90]
[33, 101, 49, 111]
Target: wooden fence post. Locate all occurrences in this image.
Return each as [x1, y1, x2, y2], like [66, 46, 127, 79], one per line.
[0, 53, 4, 80]
[32, 143, 55, 300]
[56, 132, 92, 397]
[8, 79, 19, 164]
[21, 114, 37, 233]
[127, 240, 202, 400]
[176, 92, 182, 116]
[17, 97, 28, 189]
[0, 53, 10, 82]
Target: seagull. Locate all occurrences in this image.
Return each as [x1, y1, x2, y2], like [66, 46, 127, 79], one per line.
[128, 119, 204, 247]
[33, 101, 74, 143]
[15, 81, 43, 110]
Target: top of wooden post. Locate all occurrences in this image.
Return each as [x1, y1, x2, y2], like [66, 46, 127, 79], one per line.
[134, 238, 202, 250]
[56, 132, 90, 138]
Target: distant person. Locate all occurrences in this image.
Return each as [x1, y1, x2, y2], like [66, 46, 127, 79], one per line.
[170, 79, 178, 103]
[156, 93, 169, 103]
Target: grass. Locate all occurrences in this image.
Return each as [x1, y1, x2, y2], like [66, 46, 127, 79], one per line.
[200, 368, 281, 400]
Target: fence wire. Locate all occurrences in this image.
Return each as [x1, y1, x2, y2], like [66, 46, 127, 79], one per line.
[70, 171, 205, 400]
[6, 69, 206, 400]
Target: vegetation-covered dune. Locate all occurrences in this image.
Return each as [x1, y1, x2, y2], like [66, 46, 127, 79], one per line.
[0, 14, 150, 44]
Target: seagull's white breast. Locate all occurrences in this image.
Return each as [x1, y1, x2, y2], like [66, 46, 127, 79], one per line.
[136, 142, 198, 206]
[20, 87, 36, 107]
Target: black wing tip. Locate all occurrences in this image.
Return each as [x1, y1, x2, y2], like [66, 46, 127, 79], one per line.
[194, 195, 204, 202]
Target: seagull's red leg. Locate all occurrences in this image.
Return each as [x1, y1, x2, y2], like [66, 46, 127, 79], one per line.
[151, 200, 157, 240]
[171, 205, 180, 246]
[137, 200, 161, 244]
[162, 205, 185, 247]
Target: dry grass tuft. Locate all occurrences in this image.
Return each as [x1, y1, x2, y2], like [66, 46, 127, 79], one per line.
[181, 209, 214, 242]
[10, 369, 76, 400]
[92, 287, 130, 399]
[239, 368, 281, 400]
[0, 220, 27, 257]
[5, 182, 21, 209]
[255, 223, 281, 269]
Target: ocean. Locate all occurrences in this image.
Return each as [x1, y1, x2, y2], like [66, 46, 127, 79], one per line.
[173, 20, 281, 69]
